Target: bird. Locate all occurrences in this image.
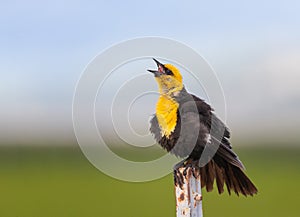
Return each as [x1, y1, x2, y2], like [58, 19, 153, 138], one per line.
[148, 58, 258, 196]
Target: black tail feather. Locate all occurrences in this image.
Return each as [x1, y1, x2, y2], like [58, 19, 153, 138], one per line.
[214, 161, 225, 194]
[200, 156, 258, 196]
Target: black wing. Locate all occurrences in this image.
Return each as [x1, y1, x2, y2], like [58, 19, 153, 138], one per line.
[190, 94, 231, 149]
[190, 94, 244, 168]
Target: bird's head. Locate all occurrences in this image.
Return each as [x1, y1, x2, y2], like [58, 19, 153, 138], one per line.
[148, 58, 183, 95]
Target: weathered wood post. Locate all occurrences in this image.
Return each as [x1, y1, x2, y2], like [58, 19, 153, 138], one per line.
[175, 168, 203, 217]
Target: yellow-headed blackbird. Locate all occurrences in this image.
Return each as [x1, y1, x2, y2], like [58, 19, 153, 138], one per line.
[148, 58, 257, 196]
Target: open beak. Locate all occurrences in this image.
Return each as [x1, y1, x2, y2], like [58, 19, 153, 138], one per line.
[147, 58, 165, 76]
[153, 58, 164, 67]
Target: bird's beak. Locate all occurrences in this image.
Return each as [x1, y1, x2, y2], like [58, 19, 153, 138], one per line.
[153, 58, 164, 68]
[147, 58, 165, 77]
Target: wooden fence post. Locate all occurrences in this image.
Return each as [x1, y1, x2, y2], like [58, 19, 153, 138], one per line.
[175, 167, 203, 217]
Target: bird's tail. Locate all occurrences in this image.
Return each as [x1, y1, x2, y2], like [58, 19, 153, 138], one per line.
[199, 154, 258, 196]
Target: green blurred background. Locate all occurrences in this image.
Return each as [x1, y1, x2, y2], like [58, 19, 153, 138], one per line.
[1, 145, 300, 217]
[1, 1, 300, 217]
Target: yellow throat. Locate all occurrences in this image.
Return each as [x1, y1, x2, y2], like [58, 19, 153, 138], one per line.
[156, 95, 179, 138]
[155, 64, 183, 138]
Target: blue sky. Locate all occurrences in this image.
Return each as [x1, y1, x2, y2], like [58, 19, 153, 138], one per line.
[1, 0, 300, 144]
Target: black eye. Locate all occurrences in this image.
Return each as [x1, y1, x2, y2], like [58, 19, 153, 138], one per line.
[165, 68, 173, 75]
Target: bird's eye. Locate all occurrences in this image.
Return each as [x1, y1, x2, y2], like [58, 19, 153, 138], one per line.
[165, 69, 173, 75]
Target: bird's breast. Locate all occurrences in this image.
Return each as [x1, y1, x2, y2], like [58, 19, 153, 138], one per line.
[155, 95, 179, 138]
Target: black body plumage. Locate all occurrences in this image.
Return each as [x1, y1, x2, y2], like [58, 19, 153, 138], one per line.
[150, 87, 258, 196]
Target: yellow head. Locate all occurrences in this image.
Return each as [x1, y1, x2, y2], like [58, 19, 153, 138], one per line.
[148, 58, 183, 96]
[148, 58, 184, 137]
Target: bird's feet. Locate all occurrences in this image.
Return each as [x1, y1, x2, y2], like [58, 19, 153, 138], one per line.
[173, 159, 186, 188]
[173, 159, 200, 189]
